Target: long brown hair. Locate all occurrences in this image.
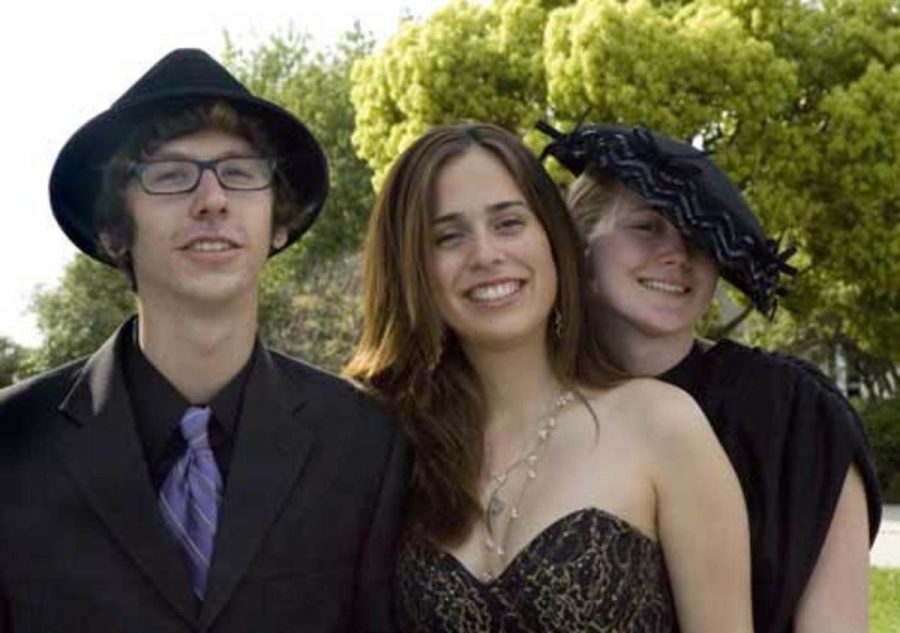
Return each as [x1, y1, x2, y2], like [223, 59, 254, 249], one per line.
[345, 123, 621, 543]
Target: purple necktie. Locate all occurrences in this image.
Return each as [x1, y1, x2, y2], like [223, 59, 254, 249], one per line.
[159, 406, 222, 599]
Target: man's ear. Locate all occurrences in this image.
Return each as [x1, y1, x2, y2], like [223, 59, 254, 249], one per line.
[99, 232, 127, 259]
[271, 226, 288, 251]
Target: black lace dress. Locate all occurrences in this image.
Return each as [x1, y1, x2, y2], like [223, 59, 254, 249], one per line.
[395, 508, 677, 632]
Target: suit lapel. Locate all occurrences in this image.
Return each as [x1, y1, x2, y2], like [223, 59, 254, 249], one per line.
[53, 322, 197, 625]
[200, 346, 315, 629]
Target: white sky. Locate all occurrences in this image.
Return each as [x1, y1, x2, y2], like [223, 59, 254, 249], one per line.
[0, 0, 454, 346]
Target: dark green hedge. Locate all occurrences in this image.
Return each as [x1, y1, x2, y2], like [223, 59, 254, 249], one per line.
[862, 396, 900, 505]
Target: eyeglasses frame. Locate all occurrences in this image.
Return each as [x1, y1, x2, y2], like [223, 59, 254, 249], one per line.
[129, 156, 277, 195]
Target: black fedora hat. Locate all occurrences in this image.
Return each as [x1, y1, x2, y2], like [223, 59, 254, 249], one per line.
[537, 121, 796, 315]
[49, 48, 329, 266]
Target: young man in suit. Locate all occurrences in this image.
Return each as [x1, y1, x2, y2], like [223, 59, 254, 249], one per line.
[0, 49, 408, 632]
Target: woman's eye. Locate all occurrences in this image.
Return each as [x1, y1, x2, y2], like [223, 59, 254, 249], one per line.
[630, 216, 667, 233]
[495, 217, 525, 232]
[435, 231, 463, 247]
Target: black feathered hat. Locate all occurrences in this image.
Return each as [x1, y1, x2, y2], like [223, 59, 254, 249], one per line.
[49, 48, 329, 266]
[537, 121, 795, 315]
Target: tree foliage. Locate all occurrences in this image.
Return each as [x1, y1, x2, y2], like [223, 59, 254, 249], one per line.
[20, 255, 134, 377]
[709, 0, 900, 392]
[861, 395, 900, 502]
[351, 0, 900, 392]
[262, 254, 363, 374]
[0, 336, 26, 388]
[224, 25, 377, 279]
[351, 0, 562, 183]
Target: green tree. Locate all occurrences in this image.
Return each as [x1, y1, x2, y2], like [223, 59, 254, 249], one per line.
[21, 255, 134, 377]
[351, 0, 562, 182]
[224, 25, 377, 277]
[262, 253, 363, 374]
[0, 336, 26, 387]
[704, 0, 900, 392]
[352, 0, 900, 393]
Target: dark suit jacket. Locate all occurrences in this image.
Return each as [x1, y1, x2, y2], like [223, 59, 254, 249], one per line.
[0, 322, 409, 633]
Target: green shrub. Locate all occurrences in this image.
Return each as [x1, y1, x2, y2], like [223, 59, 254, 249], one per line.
[862, 396, 900, 504]
[259, 253, 362, 374]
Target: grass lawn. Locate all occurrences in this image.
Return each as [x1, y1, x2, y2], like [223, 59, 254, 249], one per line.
[872, 567, 900, 632]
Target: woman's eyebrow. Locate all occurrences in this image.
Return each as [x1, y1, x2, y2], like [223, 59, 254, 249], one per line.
[433, 199, 527, 225]
[486, 199, 527, 212]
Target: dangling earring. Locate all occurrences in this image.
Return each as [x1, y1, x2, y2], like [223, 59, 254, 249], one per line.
[553, 307, 563, 339]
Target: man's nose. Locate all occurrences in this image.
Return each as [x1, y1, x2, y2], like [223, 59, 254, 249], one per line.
[190, 168, 228, 217]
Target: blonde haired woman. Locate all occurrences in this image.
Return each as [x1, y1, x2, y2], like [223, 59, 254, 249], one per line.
[540, 121, 881, 633]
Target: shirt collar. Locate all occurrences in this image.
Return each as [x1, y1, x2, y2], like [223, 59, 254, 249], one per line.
[123, 318, 256, 459]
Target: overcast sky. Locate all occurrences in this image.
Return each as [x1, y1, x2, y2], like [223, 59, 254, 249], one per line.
[1, 0, 454, 346]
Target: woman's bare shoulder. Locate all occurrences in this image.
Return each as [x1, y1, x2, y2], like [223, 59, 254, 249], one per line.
[582, 377, 702, 418]
[581, 377, 713, 448]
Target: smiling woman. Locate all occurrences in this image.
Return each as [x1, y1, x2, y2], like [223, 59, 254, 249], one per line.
[541, 121, 883, 633]
[577, 170, 718, 345]
[428, 146, 558, 351]
[346, 122, 755, 632]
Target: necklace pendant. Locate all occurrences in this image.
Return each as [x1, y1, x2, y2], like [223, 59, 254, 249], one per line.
[487, 495, 505, 518]
[480, 388, 573, 568]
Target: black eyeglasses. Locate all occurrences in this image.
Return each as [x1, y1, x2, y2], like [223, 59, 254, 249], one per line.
[130, 157, 276, 195]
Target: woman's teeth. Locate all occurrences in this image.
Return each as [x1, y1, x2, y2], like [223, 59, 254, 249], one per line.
[468, 280, 522, 302]
[640, 279, 688, 294]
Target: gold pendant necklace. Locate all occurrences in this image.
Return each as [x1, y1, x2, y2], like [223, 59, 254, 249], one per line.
[481, 389, 575, 580]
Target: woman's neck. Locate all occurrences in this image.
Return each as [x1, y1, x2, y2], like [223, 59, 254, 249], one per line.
[463, 335, 562, 444]
[597, 320, 696, 377]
